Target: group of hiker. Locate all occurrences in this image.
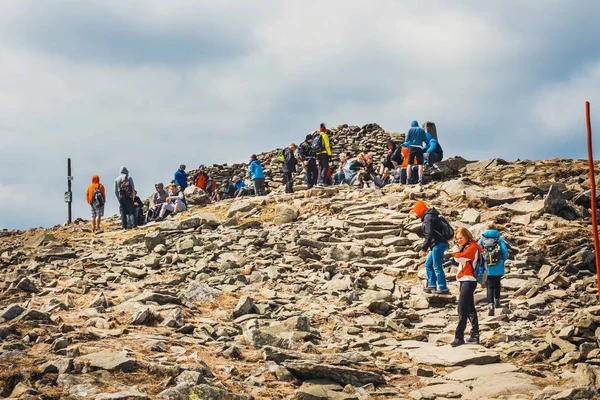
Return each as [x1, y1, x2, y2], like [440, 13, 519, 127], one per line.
[414, 200, 509, 347]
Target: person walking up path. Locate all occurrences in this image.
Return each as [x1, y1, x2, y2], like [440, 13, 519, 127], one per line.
[479, 221, 509, 316]
[86, 175, 106, 233]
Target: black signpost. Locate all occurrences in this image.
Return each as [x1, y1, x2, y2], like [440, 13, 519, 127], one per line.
[65, 158, 73, 224]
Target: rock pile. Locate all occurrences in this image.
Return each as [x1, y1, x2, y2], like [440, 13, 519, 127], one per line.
[2, 135, 600, 398]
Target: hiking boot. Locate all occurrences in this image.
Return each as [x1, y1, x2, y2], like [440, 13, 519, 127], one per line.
[423, 286, 436, 294]
[418, 179, 424, 185]
[451, 338, 465, 347]
[155, 216, 164, 222]
[466, 335, 480, 344]
[488, 304, 495, 317]
[434, 289, 450, 295]
[494, 299, 501, 308]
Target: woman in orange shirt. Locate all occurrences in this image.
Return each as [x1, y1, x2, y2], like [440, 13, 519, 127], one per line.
[451, 227, 483, 346]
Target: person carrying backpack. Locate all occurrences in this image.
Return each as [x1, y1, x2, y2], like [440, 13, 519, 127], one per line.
[478, 221, 509, 316]
[452, 227, 483, 346]
[86, 175, 106, 233]
[114, 166, 136, 230]
[248, 154, 266, 196]
[315, 123, 332, 186]
[414, 200, 451, 295]
[299, 135, 318, 188]
[282, 144, 298, 193]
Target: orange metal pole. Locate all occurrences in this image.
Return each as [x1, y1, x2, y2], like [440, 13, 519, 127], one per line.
[586, 101, 600, 303]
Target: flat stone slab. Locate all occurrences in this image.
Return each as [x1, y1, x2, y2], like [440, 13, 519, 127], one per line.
[283, 360, 385, 387]
[463, 372, 539, 399]
[446, 363, 519, 381]
[409, 382, 470, 399]
[78, 351, 135, 372]
[397, 341, 499, 367]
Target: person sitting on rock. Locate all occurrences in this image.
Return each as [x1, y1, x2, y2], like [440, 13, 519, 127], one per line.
[355, 153, 376, 188]
[379, 139, 403, 183]
[478, 221, 509, 316]
[424, 133, 443, 167]
[146, 182, 168, 223]
[282, 143, 298, 194]
[236, 173, 254, 197]
[156, 184, 187, 221]
[347, 153, 365, 185]
[86, 174, 106, 233]
[413, 200, 450, 295]
[194, 165, 209, 191]
[133, 190, 145, 226]
[403, 121, 427, 184]
[452, 227, 483, 346]
[174, 164, 188, 191]
[213, 179, 236, 202]
[248, 154, 266, 196]
[396, 145, 419, 185]
[334, 153, 351, 185]
[232, 176, 246, 198]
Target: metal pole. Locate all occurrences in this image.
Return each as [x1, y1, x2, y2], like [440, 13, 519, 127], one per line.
[67, 158, 72, 224]
[586, 102, 600, 303]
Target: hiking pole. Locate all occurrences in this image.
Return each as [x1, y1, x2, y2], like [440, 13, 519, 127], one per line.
[586, 101, 600, 304]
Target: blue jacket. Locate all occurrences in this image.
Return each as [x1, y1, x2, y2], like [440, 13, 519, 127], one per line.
[403, 120, 427, 148]
[478, 229, 509, 276]
[174, 169, 188, 189]
[425, 133, 438, 154]
[234, 180, 246, 191]
[248, 159, 265, 180]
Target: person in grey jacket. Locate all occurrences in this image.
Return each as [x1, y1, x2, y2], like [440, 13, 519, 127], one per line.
[282, 143, 298, 193]
[114, 166, 136, 229]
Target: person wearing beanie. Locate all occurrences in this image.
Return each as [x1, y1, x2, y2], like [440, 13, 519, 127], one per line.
[413, 200, 450, 295]
[147, 182, 168, 223]
[299, 134, 318, 188]
[174, 164, 188, 190]
[315, 123, 332, 186]
[403, 121, 427, 184]
[86, 175, 106, 232]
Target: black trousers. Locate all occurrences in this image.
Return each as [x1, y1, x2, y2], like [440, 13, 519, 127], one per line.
[253, 178, 265, 196]
[456, 281, 479, 339]
[119, 197, 135, 228]
[305, 160, 318, 188]
[283, 172, 294, 193]
[486, 275, 502, 304]
[317, 154, 330, 185]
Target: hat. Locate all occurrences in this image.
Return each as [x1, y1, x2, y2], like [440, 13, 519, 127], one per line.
[199, 164, 205, 169]
[320, 122, 326, 128]
[386, 139, 394, 145]
[180, 164, 186, 170]
[413, 200, 428, 219]
[305, 134, 313, 141]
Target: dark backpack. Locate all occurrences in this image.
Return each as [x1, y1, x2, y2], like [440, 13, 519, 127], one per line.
[475, 248, 487, 284]
[311, 134, 324, 153]
[119, 177, 133, 199]
[435, 215, 454, 241]
[433, 142, 443, 161]
[481, 236, 503, 266]
[92, 184, 104, 207]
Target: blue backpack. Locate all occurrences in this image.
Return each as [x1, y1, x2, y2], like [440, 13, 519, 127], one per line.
[311, 134, 324, 153]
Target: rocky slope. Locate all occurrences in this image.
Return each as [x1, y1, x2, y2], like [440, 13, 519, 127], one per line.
[1, 144, 600, 399]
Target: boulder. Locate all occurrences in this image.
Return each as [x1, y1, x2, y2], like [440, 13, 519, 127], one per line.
[183, 186, 210, 205]
[274, 204, 300, 224]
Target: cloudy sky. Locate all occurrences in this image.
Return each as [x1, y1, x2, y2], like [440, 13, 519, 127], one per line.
[1, 0, 599, 230]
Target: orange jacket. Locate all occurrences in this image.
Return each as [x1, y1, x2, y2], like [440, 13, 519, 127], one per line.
[454, 241, 482, 282]
[86, 175, 106, 205]
[401, 147, 410, 168]
[195, 173, 208, 190]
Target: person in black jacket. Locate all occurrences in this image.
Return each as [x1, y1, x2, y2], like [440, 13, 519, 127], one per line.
[379, 139, 403, 180]
[282, 143, 298, 193]
[414, 200, 450, 294]
[299, 135, 318, 188]
[133, 190, 145, 227]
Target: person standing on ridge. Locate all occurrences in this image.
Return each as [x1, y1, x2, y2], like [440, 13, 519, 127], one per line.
[282, 143, 298, 193]
[315, 123, 332, 186]
[452, 227, 483, 346]
[248, 154, 266, 196]
[413, 200, 450, 295]
[194, 165, 209, 191]
[403, 121, 427, 184]
[174, 164, 188, 191]
[299, 134, 318, 188]
[114, 167, 136, 230]
[86, 175, 106, 233]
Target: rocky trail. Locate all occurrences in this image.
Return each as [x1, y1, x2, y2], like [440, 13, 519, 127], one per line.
[2, 154, 600, 399]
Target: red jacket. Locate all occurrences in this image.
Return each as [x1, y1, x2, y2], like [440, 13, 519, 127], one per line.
[454, 241, 482, 282]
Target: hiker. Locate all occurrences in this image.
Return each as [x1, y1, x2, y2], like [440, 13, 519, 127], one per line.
[156, 184, 187, 221]
[403, 121, 427, 184]
[347, 153, 365, 186]
[478, 221, 509, 316]
[213, 179, 236, 201]
[334, 153, 350, 185]
[299, 134, 318, 188]
[146, 183, 168, 223]
[248, 154, 266, 196]
[424, 133, 443, 167]
[282, 143, 298, 193]
[194, 165, 209, 191]
[413, 200, 450, 295]
[232, 176, 246, 198]
[380, 139, 403, 181]
[398, 145, 419, 185]
[452, 227, 483, 346]
[354, 153, 375, 188]
[235, 174, 254, 198]
[133, 191, 145, 226]
[86, 175, 106, 233]
[174, 164, 188, 190]
[114, 166, 136, 230]
[315, 123, 332, 186]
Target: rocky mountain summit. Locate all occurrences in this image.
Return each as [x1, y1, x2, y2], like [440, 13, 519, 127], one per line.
[2, 128, 600, 399]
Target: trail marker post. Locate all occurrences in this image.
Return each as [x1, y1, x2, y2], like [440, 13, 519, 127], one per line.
[586, 102, 600, 303]
[65, 158, 73, 224]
